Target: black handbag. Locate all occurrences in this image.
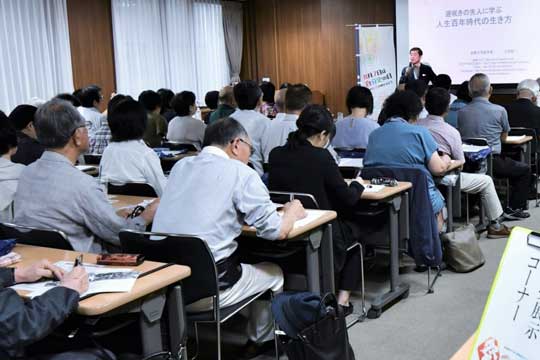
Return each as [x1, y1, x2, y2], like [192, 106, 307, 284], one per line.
[283, 293, 356, 360]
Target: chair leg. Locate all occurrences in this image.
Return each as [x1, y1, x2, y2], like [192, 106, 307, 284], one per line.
[216, 321, 221, 360]
[192, 322, 200, 360]
[427, 266, 442, 294]
[346, 242, 366, 329]
[465, 193, 470, 224]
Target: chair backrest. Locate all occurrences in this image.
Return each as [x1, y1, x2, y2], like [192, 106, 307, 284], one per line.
[269, 191, 319, 209]
[162, 142, 198, 152]
[510, 127, 538, 153]
[108, 182, 158, 197]
[339, 167, 361, 179]
[84, 154, 102, 165]
[0, 222, 73, 250]
[119, 230, 218, 305]
[334, 147, 366, 159]
[462, 137, 489, 147]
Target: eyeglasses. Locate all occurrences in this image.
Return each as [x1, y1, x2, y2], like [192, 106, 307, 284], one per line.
[70, 125, 87, 137]
[236, 138, 254, 156]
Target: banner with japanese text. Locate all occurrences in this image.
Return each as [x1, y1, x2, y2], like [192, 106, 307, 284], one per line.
[357, 25, 396, 120]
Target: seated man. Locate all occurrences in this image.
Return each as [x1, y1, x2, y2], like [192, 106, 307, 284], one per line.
[152, 117, 306, 356]
[139, 90, 168, 148]
[230, 81, 270, 175]
[417, 88, 511, 237]
[458, 73, 530, 218]
[77, 85, 106, 138]
[272, 88, 287, 121]
[208, 86, 236, 124]
[8, 105, 45, 165]
[405, 79, 429, 118]
[261, 84, 312, 162]
[504, 79, 540, 138]
[14, 99, 158, 253]
[0, 260, 89, 358]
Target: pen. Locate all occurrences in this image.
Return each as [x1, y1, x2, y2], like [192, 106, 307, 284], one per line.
[74, 254, 83, 268]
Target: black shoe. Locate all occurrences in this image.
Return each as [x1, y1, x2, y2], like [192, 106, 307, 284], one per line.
[504, 207, 531, 220]
[239, 340, 276, 359]
[340, 303, 354, 317]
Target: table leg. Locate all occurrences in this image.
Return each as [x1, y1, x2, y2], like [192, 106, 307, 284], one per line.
[399, 191, 410, 247]
[306, 235, 321, 294]
[446, 184, 453, 233]
[140, 291, 167, 356]
[167, 284, 187, 360]
[320, 223, 335, 294]
[368, 196, 410, 319]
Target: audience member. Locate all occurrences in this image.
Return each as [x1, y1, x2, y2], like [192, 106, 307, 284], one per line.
[364, 90, 450, 230]
[14, 99, 157, 253]
[139, 90, 168, 148]
[55, 93, 81, 107]
[259, 81, 276, 118]
[268, 104, 365, 312]
[208, 85, 236, 124]
[167, 91, 206, 150]
[203, 90, 219, 123]
[77, 85, 106, 137]
[261, 84, 312, 162]
[101, 99, 167, 196]
[273, 88, 287, 120]
[504, 79, 540, 137]
[418, 88, 512, 235]
[399, 47, 437, 86]
[0, 112, 25, 222]
[332, 85, 379, 149]
[433, 74, 456, 104]
[157, 88, 176, 122]
[8, 105, 44, 165]
[458, 73, 530, 218]
[89, 94, 130, 155]
[446, 81, 471, 128]
[0, 260, 93, 358]
[230, 80, 270, 175]
[405, 79, 429, 118]
[152, 117, 306, 358]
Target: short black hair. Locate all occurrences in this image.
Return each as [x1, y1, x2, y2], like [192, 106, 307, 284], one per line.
[234, 80, 262, 110]
[108, 100, 147, 142]
[107, 94, 131, 115]
[457, 81, 472, 102]
[285, 84, 312, 112]
[380, 90, 423, 122]
[0, 111, 17, 155]
[433, 74, 452, 90]
[157, 88, 175, 111]
[405, 79, 428, 99]
[138, 90, 162, 112]
[204, 91, 219, 109]
[425, 87, 451, 116]
[287, 105, 336, 148]
[203, 117, 249, 148]
[55, 93, 81, 107]
[260, 82, 276, 103]
[410, 47, 423, 56]
[79, 85, 102, 107]
[171, 91, 196, 116]
[346, 86, 374, 114]
[9, 105, 37, 131]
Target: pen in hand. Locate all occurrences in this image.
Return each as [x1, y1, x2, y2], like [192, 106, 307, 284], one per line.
[74, 254, 83, 268]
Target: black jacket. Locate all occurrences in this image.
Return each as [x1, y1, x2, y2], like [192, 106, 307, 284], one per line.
[399, 63, 436, 85]
[11, 132, 45, 166]
[0, 268, 79, 358]
[504, 98, 540, 135]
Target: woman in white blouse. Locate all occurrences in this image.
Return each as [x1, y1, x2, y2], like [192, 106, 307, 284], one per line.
[167, 91, 206, 150]
[100, 99, 167, 196]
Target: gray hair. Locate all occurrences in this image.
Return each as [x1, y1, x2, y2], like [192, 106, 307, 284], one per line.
[517, 79, 540, 99]
[468, 73, 491, 98]
[34, 99, 86, 148]
[274, 88, 287, 113]
[202, 117, 249, 148]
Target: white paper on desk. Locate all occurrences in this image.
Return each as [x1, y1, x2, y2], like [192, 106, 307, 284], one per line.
[160, 150, 182, 156]
[11, 261, 140, 299]
[338, 158, 364, 168]
[462, 144, 490, 153]
[76, 165, 96, 172]
[117, 199, 154, 211]
[292, 210, 325, 229]
[506, 135, 526, 142]
[363, 184, 385, 193]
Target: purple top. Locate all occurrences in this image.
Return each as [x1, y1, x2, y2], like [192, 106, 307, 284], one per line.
[416, 115, 465, 161]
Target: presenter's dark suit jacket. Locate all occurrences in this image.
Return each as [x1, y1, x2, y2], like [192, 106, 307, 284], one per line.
[504, 98, 540, 137]
[399, 63, 436, 85]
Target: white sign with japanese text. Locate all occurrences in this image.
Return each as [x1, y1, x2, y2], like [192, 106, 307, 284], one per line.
[471, 227, 540, 360]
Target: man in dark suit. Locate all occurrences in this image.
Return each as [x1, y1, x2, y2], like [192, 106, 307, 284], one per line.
[399, 47, 436, 88]
[504, 79, 540, 137]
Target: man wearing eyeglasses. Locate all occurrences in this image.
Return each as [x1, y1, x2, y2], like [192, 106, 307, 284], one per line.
[152, 117, 306, 358]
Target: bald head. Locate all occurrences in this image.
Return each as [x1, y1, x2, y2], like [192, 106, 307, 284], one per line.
[468, 73, 491, 98]
[218, 86, 236, 107]
[274, 89, 287, 113]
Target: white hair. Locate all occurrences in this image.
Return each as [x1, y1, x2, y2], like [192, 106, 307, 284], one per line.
[517, 79, 540, 98]
[468, 73, 491, 98]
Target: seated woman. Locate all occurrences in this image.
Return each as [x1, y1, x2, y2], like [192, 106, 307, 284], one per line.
[167, 91, 206, 150]
[100, 99, 167, 196]
[0, 112, 25, 222]
[364, 90, 450, 230]
[268, 104, 365, 312]
[332, 85, 379, 150]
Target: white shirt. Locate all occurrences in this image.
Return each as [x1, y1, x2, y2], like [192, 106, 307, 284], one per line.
[167, 116, 206, 150]
[152, 146, 281, 262]
[230, 109, 271, 175]
[261, 113, 298, 162]
[0, 157, 25, 222]
[100, 140, 167, 196]
[78, 106, 105, 138]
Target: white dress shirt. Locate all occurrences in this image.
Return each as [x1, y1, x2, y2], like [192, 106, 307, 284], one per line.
[0, 157, 25, 222]
[100, 140, 167, 196]
[167, 116, 206, 150]
[152, 146, 282, 262]
[230, 109, 271, 175]
[78, 106, 105, 138]
[261, 113, 298, 162]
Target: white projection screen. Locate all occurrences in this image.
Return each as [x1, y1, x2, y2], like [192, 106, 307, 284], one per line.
[395, 0, 540, 85]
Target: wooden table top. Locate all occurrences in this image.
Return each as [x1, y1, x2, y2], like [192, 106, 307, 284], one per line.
[449, 334, 475, 360]
[346, 179, 412, 201]
[12, 244, 191, 316]
[503, 135, 533, 145]
[110, 194, 153, 209]
[160, 151, 199, 162]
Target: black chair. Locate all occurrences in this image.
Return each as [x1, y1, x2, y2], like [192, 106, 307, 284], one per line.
[0, 222, 73, 250]
[334, 147, 366, 159]
[119, 230, 277, 360]
[508, 127, 538, 206]
[162, 142, 198, 152]
[107, 182, 158, 197]
[83, 154, 102, 165]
